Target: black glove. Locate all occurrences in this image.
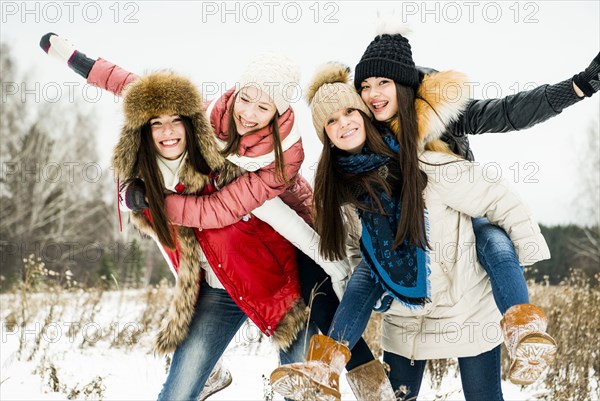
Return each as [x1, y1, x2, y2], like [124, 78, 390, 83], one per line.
[122, 179, 149, 212]
[39, 33, 95, 79]
[573, 52, 600, 97]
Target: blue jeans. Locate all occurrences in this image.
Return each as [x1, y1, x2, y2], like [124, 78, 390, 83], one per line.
[296, 250, 375, 370]
[328, 261, 384, 349]
[157, 282, 317, 401]
[384, 346, 503, 401]
[472, 217, 529, 314]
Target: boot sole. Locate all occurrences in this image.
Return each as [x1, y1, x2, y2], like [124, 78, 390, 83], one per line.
[270, 367, 340, 401]
[197, 370, 233, 401]
[509, 333, 557, 385]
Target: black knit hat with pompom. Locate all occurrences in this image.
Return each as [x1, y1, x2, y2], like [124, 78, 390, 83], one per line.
[354, 21, 419, 90]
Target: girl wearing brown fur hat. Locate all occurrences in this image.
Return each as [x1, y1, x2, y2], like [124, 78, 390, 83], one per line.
[115, 70, 321, 401]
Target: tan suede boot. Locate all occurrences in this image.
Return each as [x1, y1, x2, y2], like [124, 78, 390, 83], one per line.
[270, 334, 351, 401]
[501, 304, 557, 385]
[346, 360, 397, 401]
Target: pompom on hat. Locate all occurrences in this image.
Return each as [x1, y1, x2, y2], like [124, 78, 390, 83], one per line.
[354, 16, 419, 90]
[237, 52, 301, 115]
[306, 63, 372, 144]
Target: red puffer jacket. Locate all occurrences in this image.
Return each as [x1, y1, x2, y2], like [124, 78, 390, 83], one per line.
[150, 180, 301, 338]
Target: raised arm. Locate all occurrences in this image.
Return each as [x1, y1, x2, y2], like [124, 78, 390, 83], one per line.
[440, 52, 599, 159]
[40, 33, 140, 96]
[39, 32, 313, 228]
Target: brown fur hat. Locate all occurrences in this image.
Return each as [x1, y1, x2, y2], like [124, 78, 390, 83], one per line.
[112, 71, 224, 182]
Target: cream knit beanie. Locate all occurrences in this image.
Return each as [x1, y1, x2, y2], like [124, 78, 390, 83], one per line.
[237, 52, 301, 115]
[306, 63, 372, 143]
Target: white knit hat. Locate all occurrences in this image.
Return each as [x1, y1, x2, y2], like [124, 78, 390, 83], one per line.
[237, 52, 301, 115]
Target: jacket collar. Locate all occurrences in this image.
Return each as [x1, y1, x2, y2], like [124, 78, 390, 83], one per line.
[389, 70, 470, 149]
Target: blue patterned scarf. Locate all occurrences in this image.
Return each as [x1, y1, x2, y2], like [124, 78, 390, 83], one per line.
[336, 134, 431, 308]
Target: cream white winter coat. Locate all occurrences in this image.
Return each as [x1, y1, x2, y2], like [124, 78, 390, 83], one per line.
[381, 150, 550, 360]
[378, 70, 550, 360]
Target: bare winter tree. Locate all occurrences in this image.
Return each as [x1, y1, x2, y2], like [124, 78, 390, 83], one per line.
[1, 43, 115, 289]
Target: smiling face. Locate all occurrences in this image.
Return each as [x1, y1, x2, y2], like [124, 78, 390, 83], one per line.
[324, 108, 366, 154]
[150, 114, 187, 160]
[233, 86, 277, 135]
[359, 77, 399, 122]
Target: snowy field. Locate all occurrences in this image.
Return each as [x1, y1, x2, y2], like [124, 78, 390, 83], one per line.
[0, 289, 556, 401]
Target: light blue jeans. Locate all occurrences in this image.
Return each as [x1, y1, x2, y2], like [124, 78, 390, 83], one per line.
[472, 217, 529, 313]
[328, 261, 383, 349]
[157, 281, 317, 401]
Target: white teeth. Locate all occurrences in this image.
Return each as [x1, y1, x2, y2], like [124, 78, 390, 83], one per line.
[240, 117, 257, 128]
[162, 139, 178, 146]
[373, 101, 387, 109]
[341, 129, 356, 139]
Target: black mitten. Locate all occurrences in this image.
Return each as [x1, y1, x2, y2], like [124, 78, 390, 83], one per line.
[573, 52, 600, 97]
[122, 179, 149, 212]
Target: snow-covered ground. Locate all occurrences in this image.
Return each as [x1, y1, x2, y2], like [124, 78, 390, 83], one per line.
[0, 290, 548, 400]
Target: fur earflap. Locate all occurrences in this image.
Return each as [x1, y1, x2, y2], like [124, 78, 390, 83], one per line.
[305, 62, 351, 104]
[375, 14, 412, 37]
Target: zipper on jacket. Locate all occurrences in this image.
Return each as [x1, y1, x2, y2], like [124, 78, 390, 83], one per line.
[410, 316, 425, 367]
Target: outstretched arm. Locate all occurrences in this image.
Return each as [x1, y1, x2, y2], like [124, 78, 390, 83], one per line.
[450, 52, 599, 138]
[40, 33, 139, 95]
[39, 33, 312, 229]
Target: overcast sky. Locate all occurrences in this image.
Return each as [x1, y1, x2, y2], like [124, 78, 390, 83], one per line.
[2, 1, 599, 226]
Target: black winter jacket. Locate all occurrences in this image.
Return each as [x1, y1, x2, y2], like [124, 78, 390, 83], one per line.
[416, 67, 581, 161]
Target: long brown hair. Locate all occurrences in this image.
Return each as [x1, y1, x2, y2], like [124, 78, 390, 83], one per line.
[135, 116, 210, 249]
[221, 93, 289, 184]
[314, 110, 398, 260]
[389, 83, 429, 250]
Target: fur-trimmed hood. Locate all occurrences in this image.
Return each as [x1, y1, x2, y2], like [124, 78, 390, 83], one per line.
[112, 71, 225, 187]
[389, 69, 471, 150]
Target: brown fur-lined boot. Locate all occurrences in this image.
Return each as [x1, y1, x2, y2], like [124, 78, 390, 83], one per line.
[270, 334, 351, 401]
[346, 360, 397, 401]
[501, 304, 557, 385]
